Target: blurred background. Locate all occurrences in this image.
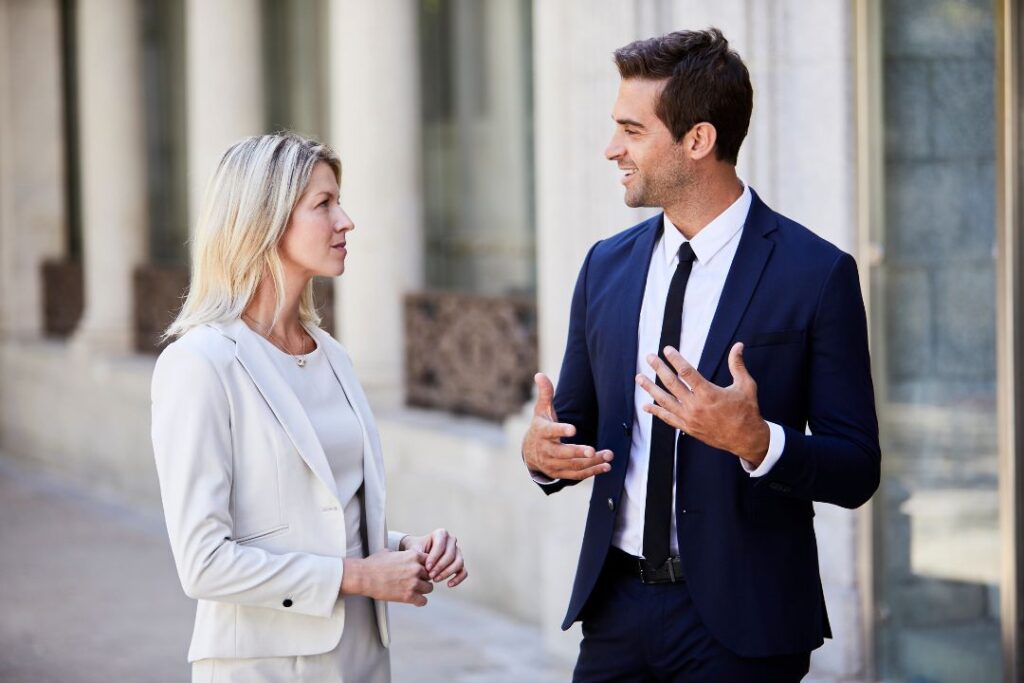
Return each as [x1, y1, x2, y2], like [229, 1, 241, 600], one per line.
[0, 0, 1022, 681]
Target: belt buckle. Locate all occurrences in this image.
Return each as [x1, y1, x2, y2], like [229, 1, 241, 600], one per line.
[638, 558, 665, 584]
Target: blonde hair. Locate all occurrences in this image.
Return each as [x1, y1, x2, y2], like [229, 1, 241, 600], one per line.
[166, 132, 341, 340]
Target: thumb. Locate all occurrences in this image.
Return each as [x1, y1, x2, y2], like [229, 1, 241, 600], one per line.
[534, 373, 557, 421]
[728, 342, 750, 386]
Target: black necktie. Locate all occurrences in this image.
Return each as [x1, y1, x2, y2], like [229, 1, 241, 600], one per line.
[643, 241, 696, 567]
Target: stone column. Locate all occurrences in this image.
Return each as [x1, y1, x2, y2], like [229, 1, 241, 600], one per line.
[0, 0, 67, 341]
[71, 0, 147, 354]
[185, 0, 264, 229]
[534, 1, 650, 376]
[531, 0, 653, 661]
[327, 0, 423, 406]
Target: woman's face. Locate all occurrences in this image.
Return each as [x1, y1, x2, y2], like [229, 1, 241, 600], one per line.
[278, 161, 354, 280]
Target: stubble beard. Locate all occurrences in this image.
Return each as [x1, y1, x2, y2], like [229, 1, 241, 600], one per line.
[623, 160, 693, 210]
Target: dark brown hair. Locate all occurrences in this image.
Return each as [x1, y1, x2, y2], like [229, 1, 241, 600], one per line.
[614, 28, 753, 165]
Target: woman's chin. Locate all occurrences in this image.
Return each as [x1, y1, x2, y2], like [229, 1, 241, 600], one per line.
[313, 257, 346, 279]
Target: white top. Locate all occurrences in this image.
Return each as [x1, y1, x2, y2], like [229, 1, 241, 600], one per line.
[259, 334, 366, 559]
[613, 182, 785, 557]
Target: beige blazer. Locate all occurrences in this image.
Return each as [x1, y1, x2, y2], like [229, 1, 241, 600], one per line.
[151, 319, 404, 663]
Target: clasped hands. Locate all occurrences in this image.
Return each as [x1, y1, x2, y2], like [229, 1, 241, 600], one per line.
[523, 342, 769, 481]
[340, 528, 467, 607]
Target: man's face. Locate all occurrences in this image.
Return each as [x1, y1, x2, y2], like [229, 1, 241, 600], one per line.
[605, 78, 693, 208]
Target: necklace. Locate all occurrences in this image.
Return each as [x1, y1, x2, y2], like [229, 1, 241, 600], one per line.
[242, 313, 312, 367]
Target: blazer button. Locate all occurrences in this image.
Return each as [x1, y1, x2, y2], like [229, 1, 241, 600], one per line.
[282, 598, 293, 608]
[607, 498, 615, 511]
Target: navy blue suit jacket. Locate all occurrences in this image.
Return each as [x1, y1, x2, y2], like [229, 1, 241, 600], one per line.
[542, 190, 880, 658]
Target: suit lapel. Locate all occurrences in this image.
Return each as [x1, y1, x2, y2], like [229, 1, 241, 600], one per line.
[697, 190, 778, 382]
[616, 215, 664, 418]
[229, 320, 341, 504]
[311, 326, 388, 554]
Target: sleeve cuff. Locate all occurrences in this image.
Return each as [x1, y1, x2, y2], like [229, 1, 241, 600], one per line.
[530, 470, 561, 485]
[301, 554, 345, 618]
[388, 530, 408, 552]
[741, 421, 786, 478]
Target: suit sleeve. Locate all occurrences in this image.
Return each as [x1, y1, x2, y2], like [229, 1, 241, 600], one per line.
[757, 252, 881, 508]
[388, 531, 408, 551]
[151, 342, 344, 617]
[537, 243, 602, 495]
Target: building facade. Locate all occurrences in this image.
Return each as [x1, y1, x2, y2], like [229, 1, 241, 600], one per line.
[0, 1, 1021, 680]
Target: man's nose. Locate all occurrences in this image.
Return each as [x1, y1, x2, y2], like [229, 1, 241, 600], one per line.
[605, 134, 624, 161]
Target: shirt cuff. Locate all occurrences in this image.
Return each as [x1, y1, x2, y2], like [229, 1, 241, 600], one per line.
[741, 421, 785, 477]
[530, 470, 561, 485]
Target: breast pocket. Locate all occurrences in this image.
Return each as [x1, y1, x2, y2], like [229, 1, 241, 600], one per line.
[744, 328, 805, 349]
[737, 329, 807, 414]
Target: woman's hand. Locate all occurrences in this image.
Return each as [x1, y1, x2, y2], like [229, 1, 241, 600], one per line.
[340, 550, 434, 606]
[400, 528, 468, 588]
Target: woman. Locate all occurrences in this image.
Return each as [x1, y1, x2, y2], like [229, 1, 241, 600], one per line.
[151, 132, 467, 682]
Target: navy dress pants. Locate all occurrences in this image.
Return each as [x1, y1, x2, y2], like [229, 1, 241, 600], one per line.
[573, 555, 811, 682]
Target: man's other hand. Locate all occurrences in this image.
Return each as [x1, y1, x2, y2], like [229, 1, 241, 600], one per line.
[521, 373, 613, 481]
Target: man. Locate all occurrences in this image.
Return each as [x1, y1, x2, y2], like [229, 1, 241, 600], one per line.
[522, 29, 880, 682]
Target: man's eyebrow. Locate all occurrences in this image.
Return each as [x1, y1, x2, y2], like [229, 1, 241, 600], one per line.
[613, 117, 646, 129]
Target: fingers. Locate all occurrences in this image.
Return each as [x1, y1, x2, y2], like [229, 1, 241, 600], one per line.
[566, 461, 616, 481]
[425, 529, 447, 572]
[660, 347, 706, 393]
[447, 562, 468, 588]
[408, 578, 433, 607]
[635, 369, 683, 408]
[642, 401, 685, 431]
[727, 342, 754, 390]
[533, 373, 557, 420]
[434, 542, 458, 580]
[410, 534, 431, 554]
[435, 548, 463, 582]
[411, 551, 431, 580]
[534, 417, 576, 440]
[539, 445, 613, 480]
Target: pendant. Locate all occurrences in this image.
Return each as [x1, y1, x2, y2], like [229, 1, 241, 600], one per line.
[296, 357, 306, 367]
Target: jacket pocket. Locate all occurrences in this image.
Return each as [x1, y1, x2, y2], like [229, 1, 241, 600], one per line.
[235, 524, 290, 545]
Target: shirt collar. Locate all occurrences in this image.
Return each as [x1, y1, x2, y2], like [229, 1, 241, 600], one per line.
[661, 182, 752, 266]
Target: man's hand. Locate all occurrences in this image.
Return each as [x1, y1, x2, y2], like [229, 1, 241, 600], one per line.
[400, 528, 468, 588]
[636, 343, 769, 466]
[522, 373, 613, 481]
[340, 549, 434, 606]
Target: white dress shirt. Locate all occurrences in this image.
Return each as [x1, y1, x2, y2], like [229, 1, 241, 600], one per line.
[612, 183, 785, 557]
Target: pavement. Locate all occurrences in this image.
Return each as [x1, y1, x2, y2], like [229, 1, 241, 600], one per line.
[0, 458, 573, 683]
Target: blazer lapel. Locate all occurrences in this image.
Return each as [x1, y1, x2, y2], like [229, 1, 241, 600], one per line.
[311, 326, 388, 554]
[616, 215, 664, 418]
[228, 320, 341, 504]
[697, 190, 778, 382]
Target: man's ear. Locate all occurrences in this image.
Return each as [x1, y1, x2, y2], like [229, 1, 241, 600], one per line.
[684, 122, 718, 161]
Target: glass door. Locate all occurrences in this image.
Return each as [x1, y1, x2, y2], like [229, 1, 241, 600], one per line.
[870, 1, 1004, 680]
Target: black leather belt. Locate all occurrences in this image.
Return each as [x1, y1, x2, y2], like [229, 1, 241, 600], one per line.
[607, 547, 685, 584]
